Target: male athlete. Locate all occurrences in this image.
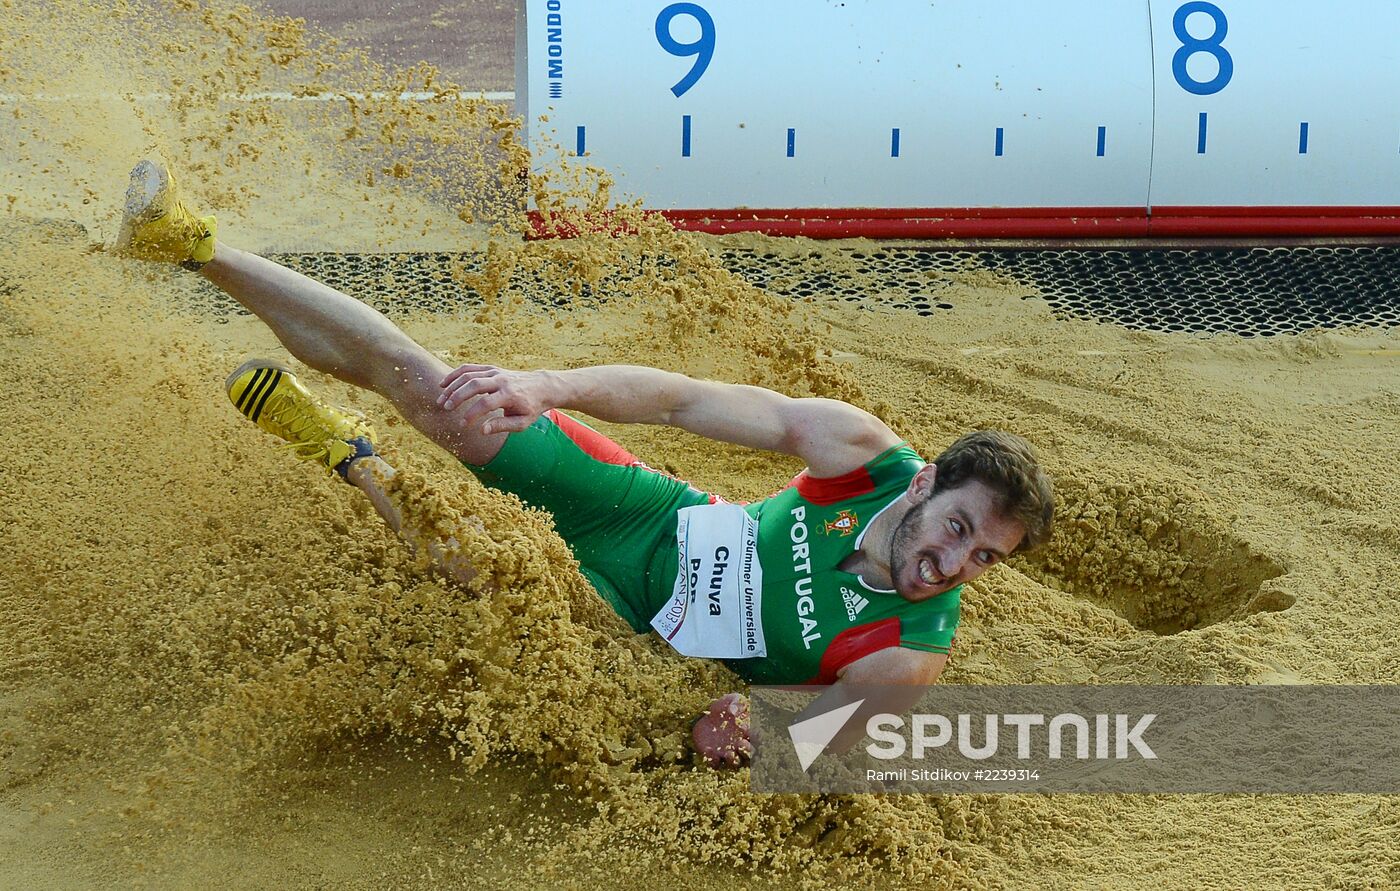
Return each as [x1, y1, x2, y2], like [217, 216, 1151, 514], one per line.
[114, 160, 1054, 767]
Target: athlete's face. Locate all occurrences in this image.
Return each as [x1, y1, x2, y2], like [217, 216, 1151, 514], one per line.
[889, 469, 1026, 602]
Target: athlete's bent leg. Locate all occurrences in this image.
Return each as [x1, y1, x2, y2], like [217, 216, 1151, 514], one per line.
[201, 245, 506, 466]
[345, 455, 488, 591]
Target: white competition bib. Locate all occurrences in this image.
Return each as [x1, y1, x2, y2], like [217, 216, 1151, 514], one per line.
[650, 502, 766, 659]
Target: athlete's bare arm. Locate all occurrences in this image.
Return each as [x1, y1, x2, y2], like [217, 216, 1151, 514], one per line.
[691, 648, 946, 766]
[822, 646, 947, 751]
[439, 363, 900, 477]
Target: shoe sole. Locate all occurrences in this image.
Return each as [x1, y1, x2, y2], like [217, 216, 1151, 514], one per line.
[114, 159, 168, 251]
[124, 159, 166, 220]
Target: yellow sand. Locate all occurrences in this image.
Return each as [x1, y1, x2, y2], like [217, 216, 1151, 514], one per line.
[2, 2, 1399, 889]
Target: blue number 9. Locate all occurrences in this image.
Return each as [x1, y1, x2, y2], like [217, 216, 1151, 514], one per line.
[1172, 1, 1233, 95]
[656, 3, 715, 97]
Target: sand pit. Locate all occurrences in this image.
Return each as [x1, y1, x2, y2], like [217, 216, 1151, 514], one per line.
[3, 2, 1399, 888]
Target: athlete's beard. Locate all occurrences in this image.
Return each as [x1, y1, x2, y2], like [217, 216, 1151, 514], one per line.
[889, 497, 939, 598]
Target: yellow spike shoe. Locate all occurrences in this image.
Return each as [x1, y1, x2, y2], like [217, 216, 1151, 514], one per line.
[114, 159, 217, 270]
[226, 360, 377, 479]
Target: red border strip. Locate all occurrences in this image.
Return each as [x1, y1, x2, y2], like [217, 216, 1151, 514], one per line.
[660, 211, 1149, 239]
[1146, 215, 1400, 238]
[527, 207, 1400, 240]
[664, 206, 1145, 222]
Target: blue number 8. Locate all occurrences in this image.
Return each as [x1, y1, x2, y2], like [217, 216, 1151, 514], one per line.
[1172, 1, 1233, 95]
[656, 3, 715, 98]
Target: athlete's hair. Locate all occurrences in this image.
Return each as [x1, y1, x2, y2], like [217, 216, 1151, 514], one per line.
[930, 430, 1055, 553]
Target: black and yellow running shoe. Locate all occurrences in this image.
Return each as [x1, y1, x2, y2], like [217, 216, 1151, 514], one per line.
[114, 159, 217, 270]
[226, 360, 376, 479]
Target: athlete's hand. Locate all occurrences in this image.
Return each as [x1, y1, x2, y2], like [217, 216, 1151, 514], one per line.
[692, 692, 753, 768]
[438, 364, 558, 435]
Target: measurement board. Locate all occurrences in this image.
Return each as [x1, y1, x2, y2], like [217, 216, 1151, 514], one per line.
[517, 0, 1400, 237]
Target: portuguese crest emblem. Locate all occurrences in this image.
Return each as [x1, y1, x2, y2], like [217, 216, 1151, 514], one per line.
[823, 509, 859, 536]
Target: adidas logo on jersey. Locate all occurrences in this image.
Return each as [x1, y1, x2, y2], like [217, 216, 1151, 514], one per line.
[841, 586, 869, 622]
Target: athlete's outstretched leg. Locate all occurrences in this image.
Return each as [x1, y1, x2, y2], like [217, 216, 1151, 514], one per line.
[201, 245, 505, 466]
[201, 246, 415, 393]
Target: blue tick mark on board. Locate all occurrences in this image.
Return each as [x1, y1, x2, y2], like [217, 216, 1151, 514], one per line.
[586, 112, 1334, 164]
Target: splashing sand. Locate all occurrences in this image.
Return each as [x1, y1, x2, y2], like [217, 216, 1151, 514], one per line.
[2, 2, 1399, 888]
